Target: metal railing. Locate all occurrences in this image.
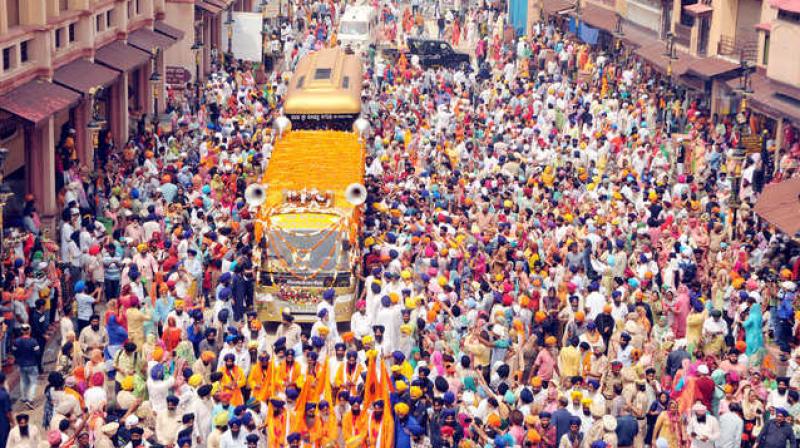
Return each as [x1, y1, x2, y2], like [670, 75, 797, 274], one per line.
[718, 34, 758, 62]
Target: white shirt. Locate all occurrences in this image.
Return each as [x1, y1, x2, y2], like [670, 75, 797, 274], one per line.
[687, 415, 720, 448]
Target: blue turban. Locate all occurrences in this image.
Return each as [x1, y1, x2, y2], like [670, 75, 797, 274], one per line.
[150, 364, 164, 380]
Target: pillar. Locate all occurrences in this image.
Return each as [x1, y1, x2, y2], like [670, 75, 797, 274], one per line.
[74, 99, 91, 165]
[110, 74, 129, 148]
[27, 117, 58, 234]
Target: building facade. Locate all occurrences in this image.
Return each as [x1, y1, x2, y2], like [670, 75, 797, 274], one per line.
[0, 0, 185, 230]
[537, 0, 800, 165]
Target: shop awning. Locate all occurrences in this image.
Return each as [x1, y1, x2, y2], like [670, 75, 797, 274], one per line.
[543, 0, 575, 15]
[127, 27, 177, 53]
[684, 57, 739, 79]
[95, 41, 152, 72]
[154, 21, 185, 40]
[684, 3, 713, 15]
[195, 0, 223, 14]
[634, 41, 697, 79]
[581, 3, 617, 32]
[754, 177, 800, 237]
[726, 72, 800, 124]
[0, 79, 80, 124]
[53, 58, 119, 94]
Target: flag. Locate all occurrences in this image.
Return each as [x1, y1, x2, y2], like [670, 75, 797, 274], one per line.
[379, 358, 394, 448]
[364, 353, 379, 407]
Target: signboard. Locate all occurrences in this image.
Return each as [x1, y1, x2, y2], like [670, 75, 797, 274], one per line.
[742, 135, 762, 153]
[165, 66, 191, 86]
[221, 12, 264, 62]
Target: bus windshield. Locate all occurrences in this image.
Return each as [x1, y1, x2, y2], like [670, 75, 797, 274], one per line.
[340, 21, 368, 35]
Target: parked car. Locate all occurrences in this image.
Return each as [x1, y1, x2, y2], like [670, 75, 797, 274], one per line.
[382, 38, 471, 70]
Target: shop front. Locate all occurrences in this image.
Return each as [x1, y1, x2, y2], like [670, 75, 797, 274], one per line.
[0, 79, 81, 231]
[94, 40, 153, 146]
[53, 58, 120, 169]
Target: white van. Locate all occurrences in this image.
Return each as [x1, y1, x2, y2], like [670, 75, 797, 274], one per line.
[338, 5, 378, 54]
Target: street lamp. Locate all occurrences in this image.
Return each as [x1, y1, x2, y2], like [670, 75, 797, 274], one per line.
[729, 132, 746, 239]
[729, 55, 752, 240]
[191, 39, 203, 105]
[149, 48, 161, 124]
[86, 86, 107, 152]
[225, 8, 235, 58]
[613, 12, 624, 53]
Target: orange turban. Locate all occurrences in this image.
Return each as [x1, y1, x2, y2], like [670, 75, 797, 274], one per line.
[201, 351, 216, 362]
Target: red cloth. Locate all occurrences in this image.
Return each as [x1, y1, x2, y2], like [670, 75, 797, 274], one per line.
[694, 376, 716, 409]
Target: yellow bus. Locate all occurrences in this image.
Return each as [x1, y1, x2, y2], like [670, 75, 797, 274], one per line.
[254, 48, 365, 323]
[283, 47, 362, 131]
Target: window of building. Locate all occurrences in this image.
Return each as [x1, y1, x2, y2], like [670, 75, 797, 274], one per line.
[135, 0, 141, 15]
[127, 0, 133, 19]
[106, 10, 114, 27]
[59, 0, 68, 12]
[680, 0, 697, 26]
[55, 28, 63, 48]
[2, 47, 13, 71]
[69, 23, 76, 42]
[778, 9, 800, 23]
[20, 40, 29, 63]
[96, 14, 103, 32]
[763, 33, 770, 65]
[6, 0, 21, 28]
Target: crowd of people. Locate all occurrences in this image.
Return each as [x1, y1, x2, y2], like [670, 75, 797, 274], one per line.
[1, 0, 800, 447]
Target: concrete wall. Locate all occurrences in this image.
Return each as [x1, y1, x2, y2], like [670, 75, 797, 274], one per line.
[162, 2, 197, 80]
[766, 19, 800, 87]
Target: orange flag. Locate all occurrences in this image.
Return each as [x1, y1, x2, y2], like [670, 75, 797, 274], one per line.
[364, 354, 379, 407]
[379, 358, 395, 448]
[314, 357, 334, 405]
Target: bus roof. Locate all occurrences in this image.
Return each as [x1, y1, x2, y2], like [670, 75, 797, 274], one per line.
[283, 47, 362, 116]
[262, 130, 364, 216]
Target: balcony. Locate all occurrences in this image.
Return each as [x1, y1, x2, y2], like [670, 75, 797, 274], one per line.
[718, 34, 758, 63]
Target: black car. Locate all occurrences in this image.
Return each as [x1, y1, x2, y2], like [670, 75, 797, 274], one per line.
[383, 38, 471, 70]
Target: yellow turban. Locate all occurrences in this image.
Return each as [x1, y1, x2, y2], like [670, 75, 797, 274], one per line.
[318, 326, 330, 336]
[581, 398, 593, 406]
[400, 270, 412, 280]
[188, 374, 203, 387]
[400, 324, 413, 335]
[153, 347, 164, 361]
[570, 391, 583, 401]
[395, 381, 408, 392]
[121, 376, 135, 391]
[405, 297, 417, 309]
[410, 386, 423, 399]
[394, 402, 410, 416]
[362, 335, 374, 344]
[213, 412, 229, 427]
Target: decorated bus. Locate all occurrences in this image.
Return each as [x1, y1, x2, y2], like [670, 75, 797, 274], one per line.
[250, 47, 368, 323]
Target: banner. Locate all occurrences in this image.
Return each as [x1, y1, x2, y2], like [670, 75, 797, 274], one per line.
[221, 12, 264, 62]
